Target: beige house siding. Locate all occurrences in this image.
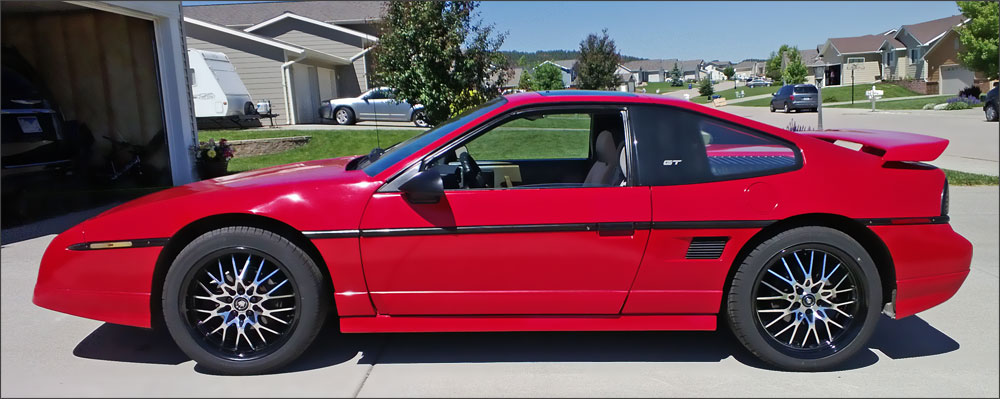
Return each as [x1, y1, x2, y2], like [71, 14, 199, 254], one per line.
[184, 33, 289, 122]
[253, 21, 370, 96]
[837, 53, 880, 85]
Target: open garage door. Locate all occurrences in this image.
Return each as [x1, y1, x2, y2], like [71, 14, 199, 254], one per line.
[940, 64, 975, 95]
[1, 1, 195, 230]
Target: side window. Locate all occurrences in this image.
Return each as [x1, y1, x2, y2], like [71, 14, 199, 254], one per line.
[630, 105, 799, 186]
[367, 90, 387, 100]
[424, 111, 625, 190]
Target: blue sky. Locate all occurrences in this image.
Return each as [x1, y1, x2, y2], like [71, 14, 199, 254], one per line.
[182, 1, 961, 61]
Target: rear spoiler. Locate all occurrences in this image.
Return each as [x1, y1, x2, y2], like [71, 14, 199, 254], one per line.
[798, 129, 948, 162]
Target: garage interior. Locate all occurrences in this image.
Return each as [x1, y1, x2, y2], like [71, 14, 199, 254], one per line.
[1, 1, 174, 228]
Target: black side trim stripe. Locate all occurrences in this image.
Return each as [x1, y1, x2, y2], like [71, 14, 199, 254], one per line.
[651, 220, 775, 229]
[858, 216, 950, 226]
[67, 238, 169, 251]
[360, 223, 597, 237]
[302, 230, 361, 239]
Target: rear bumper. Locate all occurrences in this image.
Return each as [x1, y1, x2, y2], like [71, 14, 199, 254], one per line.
[32, 225, 159, 328]
[870, 223, 973, 319]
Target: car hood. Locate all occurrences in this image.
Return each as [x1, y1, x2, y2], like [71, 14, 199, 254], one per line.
[328, 98, 359, 106]
[78, 155, 381, 241]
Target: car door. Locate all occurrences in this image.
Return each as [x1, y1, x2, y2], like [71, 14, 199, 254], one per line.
[369, 89, 401, 121]
[382, 90, 412, 121]
[355, 89, 377, 120]
[358, 107, 651, 315]
[619, 104, 802, 314]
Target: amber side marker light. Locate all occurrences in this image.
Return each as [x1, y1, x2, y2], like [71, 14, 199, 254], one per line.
[88, 241, 134, 249]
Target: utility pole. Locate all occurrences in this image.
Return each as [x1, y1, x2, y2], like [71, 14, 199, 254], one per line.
[816, 73, 824, 130]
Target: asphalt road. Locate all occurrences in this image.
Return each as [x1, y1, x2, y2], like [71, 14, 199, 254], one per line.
[1, 186, 996, 397]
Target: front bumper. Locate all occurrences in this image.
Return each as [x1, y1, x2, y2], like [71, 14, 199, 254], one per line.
[32, 225, 161, 328]
[870, 223, 973, 319]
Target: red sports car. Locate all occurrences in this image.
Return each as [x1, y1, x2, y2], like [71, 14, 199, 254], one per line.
[34, 91, 972, 374]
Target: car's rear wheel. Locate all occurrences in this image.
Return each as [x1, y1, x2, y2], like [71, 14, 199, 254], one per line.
[413, 110, 429, 127]
[784, 103, 791, 113]
[335, 107, 355, 125]
[163, 226, 327, 375]
[726, 226, 881, 371]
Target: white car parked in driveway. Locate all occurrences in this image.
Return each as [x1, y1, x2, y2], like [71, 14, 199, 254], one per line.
[319, 87, 428, 127]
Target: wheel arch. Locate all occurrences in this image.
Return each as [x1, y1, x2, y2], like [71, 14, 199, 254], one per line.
[150, 213, 334, 330]
[722, 213, 896, 312]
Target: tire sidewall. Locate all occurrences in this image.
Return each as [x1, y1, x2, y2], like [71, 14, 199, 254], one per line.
[162, 227, 326, 375]
[727, 227, 882, 371]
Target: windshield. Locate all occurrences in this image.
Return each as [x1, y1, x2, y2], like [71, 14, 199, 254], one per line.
[363, 96, 508, 176]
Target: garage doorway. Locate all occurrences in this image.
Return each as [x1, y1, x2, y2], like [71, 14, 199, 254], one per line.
[1, 2, 171, 228]
[939, 64, 975, 95]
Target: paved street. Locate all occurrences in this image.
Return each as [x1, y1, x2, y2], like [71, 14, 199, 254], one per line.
[721, 105, 999, 175]
[1, 186, 996, 397]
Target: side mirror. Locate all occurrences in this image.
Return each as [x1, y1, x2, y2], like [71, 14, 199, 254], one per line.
[772, 92, 777, 96]
[400, 170, 444, 204]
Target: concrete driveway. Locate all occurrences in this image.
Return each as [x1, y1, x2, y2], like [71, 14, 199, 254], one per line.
[1, 186, 996, 397]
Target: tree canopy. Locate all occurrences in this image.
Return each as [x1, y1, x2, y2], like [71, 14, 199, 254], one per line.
[956, 1, 999, 80]
[532, 62, 566, 91]
[765, 44, 807, 84]
[576, 29, 622, 90]
[371, 1, 510, 124]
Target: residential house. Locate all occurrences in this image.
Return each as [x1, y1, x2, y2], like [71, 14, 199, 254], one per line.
[798, 48, 822, 84]
[924, 27, 990, 95]
[817, 33, 889, 86]
[733, 59, 766, 80]
[623, 59, 683, 84]
[703, 60, 732, 81]
[535, 59, 578, 88]
[182, 1, 381, 124]
[615, 64, 635, 92]
[879, 15, 967, 82]
[679, 59, 704, 81]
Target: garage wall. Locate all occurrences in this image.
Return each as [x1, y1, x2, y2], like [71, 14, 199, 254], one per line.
[1, 9, 168, 170]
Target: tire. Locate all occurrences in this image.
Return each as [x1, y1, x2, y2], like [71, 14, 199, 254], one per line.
[412, 110, 429, 127]
[784, 103, 790, 113]
[725, 226, 881, 371]
[335, 107, 355, 125]
[163, 226, 328, 375]
[770, 103, 776, 112]
[986, 103, 998, 122]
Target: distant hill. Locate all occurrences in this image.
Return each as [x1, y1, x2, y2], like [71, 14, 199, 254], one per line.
[502, 50, 646, 67]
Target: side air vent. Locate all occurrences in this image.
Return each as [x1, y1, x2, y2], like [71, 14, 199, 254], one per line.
[686, 237, 729, 259]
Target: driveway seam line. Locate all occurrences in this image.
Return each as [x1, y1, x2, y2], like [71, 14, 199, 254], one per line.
[353, 335, 389, 398]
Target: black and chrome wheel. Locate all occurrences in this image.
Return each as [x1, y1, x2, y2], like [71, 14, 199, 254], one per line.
[163, 227, 327, 375]
[726, 226, 881, 371]
[986, 103, 998, 122]
[784, 103, 791, 113]
[770, 103, 776, 112]
[413, 110, 429, 127]
[335, 107, 355, 125]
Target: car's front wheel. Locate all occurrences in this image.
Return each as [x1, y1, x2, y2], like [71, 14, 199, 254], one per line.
[770, 103, 776, 112]
[163, 226, 328, 375]
[784, 103, 791, 113]
[726, 226, 881, 371]
[986, 103, 998, 122]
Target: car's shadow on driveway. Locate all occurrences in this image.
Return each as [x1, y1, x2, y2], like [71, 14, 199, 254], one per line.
[73, 315, 958, 374]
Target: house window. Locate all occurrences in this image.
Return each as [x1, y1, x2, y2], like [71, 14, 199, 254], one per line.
[910, 48, 920, 61]
[846, 57, 865, 64]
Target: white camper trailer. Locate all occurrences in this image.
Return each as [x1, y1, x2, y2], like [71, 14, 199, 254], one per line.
[187, 48, 259, 125]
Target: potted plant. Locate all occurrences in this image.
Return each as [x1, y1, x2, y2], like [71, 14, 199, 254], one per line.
[195, 138, 235, 178]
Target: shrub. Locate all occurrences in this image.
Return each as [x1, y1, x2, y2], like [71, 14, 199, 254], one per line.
[945, 101, 971, 110]
[947, 95, 982, 106]
[958, 85, 982, 99]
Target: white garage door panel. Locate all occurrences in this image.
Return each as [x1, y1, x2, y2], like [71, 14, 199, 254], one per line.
[940, 64, 974, 95]
[648, 73, 662, 82]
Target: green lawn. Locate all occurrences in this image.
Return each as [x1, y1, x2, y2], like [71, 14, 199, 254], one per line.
[725, 83, 923, 107]
[635, 81, 691, 94]
[944, 169, 1000, 186]
[828, 95, 952, 110]
[690, 84, 780, 103]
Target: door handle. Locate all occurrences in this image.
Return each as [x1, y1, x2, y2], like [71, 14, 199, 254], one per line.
[597, 222, 634, 236]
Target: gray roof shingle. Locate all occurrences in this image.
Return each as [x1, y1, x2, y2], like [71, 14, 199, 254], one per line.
[183, 1, 384, 27]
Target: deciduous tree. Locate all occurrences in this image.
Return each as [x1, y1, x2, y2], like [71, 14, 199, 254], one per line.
[532, 62, 565, 90]
[956, 1, 999, 80]
[723, 66, 735, 80]
[371, 1, 510, 124]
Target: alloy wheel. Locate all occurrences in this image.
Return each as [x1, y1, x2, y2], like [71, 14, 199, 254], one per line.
[182, 248, 299, 361]
[753, 247, 862, 352]
[335, 109, 349, 124]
